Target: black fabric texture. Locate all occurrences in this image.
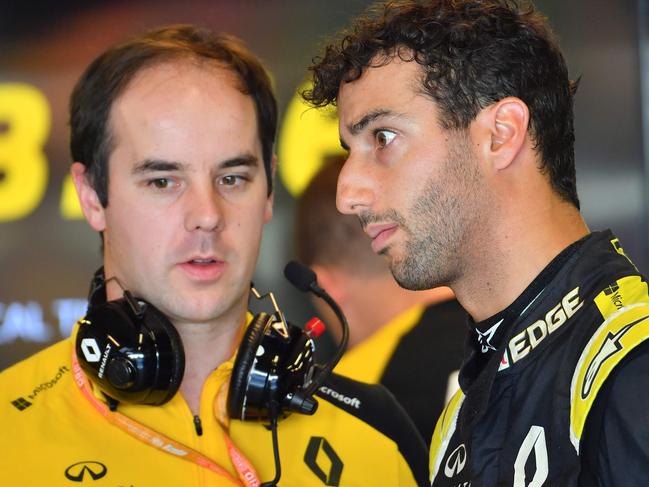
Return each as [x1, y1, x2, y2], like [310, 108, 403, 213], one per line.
[457, 234, 588, 432]
[317, 372, 430, 487]
[380, 299, 467, 446]
[579, 339, 649, 487]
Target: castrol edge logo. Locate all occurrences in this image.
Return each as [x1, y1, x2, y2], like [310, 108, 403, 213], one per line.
[504, 287, 583, 366]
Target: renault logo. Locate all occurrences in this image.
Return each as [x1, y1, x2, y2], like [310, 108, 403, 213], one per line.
[64, 461, 107, 482]
[80, 338, 102, 363]
[304, 437, 343, 485]
[444, 444, 467, 478]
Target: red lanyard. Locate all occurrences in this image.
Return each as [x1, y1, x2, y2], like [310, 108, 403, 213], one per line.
[71, 350, 260, 487]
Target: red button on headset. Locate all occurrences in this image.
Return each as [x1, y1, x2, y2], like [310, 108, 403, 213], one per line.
[305, 317, 326, 338]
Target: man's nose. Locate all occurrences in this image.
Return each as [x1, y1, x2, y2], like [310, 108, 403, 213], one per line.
[184, 184, 222, 232]
[336, 155, 373, 215]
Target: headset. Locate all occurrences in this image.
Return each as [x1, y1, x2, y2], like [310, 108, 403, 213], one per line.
[75, 262, 348, 421]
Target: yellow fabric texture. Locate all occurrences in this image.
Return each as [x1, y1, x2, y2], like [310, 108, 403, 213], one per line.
[0, 330, 419, 486]
[428, 389, 464, 483]
[334, 306, 425, 383]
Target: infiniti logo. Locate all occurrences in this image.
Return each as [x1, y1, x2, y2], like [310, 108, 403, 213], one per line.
[64, 461, 107, 482]
[444, 444, 467, 478]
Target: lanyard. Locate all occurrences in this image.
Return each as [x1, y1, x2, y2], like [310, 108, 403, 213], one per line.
[71, 350, 261, 487]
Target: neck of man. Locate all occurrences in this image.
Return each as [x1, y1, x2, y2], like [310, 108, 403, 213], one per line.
[175, 305, 247, 415]
[453, 192, 588, 323]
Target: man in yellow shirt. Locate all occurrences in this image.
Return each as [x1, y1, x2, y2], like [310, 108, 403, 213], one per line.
[0, 25, 427, 486]
[295, 160, 466, 446]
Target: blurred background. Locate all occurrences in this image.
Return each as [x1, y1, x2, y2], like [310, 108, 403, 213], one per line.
[1, 0, 648, 371]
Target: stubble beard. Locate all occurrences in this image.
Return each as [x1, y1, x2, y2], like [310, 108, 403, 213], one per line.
[389, 135, 483, 291]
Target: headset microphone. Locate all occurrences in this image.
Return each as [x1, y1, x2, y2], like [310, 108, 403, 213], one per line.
[230, 262, 350, 421]
[283, 261, 319, 292]
[283, 260, 349, 398]
[247, 261, 350, 487]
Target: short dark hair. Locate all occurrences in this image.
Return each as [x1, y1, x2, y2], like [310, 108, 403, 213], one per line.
[295, 156, 387, 275]
[303, 0, 580, 208]
[70, 24, 277, 206]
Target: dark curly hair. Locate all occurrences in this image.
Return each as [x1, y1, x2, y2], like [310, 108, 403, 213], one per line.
[70, 24, 277, 206]
[303, 0, 580, 208]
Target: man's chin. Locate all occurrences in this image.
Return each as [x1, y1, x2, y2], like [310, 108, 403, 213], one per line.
[389, 260, 412, 290]
[390, 259, 432, 291]
[157, 298, 230, 324]
[156, 280, 248, 322]
[164, 310, 228, 326]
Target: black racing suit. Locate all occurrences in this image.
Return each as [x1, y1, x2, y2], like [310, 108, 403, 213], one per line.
[429, 230, 649, 486]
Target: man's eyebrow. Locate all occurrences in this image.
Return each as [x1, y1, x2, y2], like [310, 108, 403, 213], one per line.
[348, 108, 393, 136]
[131, 154, 259, 175]
[132, 159, 183, 174]
[219, 153, 259, 169]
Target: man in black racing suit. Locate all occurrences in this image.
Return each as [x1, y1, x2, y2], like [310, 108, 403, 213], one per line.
[302, 0, 649, 485]
[429, 231, 649, 486]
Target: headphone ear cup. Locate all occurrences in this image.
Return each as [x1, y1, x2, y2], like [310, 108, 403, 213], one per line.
[140, 304, 185, 404]
[228, 312, 272, 420]
[76, 297, 185, 406]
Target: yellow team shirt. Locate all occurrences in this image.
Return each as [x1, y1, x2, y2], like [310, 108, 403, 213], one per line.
[334, 306, 425, 383]
[0, 326, 427, 486]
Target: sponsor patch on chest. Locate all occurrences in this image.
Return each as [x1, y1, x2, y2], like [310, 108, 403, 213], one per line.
[507, 287, 583, 365]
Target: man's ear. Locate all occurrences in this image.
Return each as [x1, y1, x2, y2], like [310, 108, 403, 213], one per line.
[270, 154, 277, 180]
[264, 155, 277, 223]
[70, 162, 106, 232]
[475, 97, 529, 171]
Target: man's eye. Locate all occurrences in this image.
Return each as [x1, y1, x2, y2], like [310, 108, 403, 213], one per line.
[219, 175, 246, 187]
[149, 178, 174, 189]
[375, 129, 396, 148]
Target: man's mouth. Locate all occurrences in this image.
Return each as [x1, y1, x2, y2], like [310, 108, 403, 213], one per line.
[365, 224, 398, 254]
[179, 257, 225, 281]
[189, 258, 217, 265]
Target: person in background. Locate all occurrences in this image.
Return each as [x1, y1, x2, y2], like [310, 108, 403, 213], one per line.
[304, 0, 649, 485]
[295, 157, 466, 446]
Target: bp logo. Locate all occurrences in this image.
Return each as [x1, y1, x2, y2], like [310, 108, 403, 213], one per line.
[64, 461, 107, 482]
[304, 437, 343, 485]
